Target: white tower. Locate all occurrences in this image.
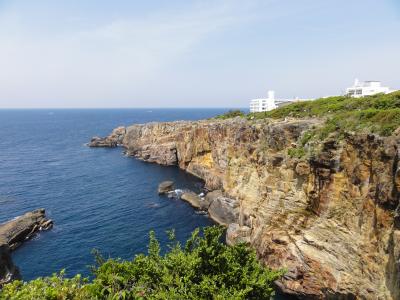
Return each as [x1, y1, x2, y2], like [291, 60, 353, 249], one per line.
[268, 90, 275, 100]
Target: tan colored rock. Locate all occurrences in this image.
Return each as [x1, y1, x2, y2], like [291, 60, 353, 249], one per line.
[295, 161, 310, 175]
[226, 223, 251, 245]
[208, 195, 239, 226]
[180, 192, 201, 209]
[204, 190, 223, 209]
[94, 117, 400, 299]
[158, 181, 174, 194]
[88, 126, 125, 147]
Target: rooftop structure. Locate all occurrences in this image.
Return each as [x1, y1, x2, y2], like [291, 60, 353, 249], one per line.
[346, 79, 396, 98]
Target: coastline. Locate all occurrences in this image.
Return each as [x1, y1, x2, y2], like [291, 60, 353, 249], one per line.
[89, 116, 400, 299]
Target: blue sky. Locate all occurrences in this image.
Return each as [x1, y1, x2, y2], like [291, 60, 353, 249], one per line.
[0, 0, 399, 108]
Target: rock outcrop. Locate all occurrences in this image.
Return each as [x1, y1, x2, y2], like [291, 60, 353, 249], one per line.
[0, 244, 20, 287]
[88, 126, 125, 147]
[92, 117, 400, 299]
[0, 209, 53, 286]
[180, 192, 202, 209]
[158, 181, 174, 194]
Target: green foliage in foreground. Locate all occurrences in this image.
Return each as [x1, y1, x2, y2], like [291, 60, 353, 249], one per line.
[249, 91, 400, 138]
[1, 226, 283, 300]
[215, 110, 245, 120]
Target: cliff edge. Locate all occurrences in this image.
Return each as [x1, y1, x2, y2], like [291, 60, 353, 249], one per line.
[91, 116, 400, 299]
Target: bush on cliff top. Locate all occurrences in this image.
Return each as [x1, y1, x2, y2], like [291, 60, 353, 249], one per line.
[0, 226, 283, 300]
[249, 91, 400, 137]
[215, 109, 245, 120]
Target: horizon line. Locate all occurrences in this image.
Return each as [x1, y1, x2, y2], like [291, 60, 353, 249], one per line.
[0, 107, 248, 110]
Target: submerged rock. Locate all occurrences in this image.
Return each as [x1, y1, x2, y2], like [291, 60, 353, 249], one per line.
[158, 181, 174, 194]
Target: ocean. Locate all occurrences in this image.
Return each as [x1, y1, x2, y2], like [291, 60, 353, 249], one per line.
[0, 108, 229, 281]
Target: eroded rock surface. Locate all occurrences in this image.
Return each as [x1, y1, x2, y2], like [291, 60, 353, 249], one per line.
[158, 181, 174, 194]
[0, 244, 20, 287]
[0, 209, 53, 286]
[88, 126, 125, 147]
[92, 117, 400, 299]
[180, 192, 202, 209]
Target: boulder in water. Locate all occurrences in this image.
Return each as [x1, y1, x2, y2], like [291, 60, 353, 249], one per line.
[158, 181, 174, 194]
[180, 192, 202, 209]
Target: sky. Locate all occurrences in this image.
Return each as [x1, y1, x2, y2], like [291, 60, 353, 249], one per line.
[0, 0, 399, 108]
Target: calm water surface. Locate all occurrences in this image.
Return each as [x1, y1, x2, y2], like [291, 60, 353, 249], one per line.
[0, 109, 230, 280]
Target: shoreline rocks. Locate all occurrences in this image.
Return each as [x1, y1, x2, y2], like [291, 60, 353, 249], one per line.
[180, 192, 202, 209]
[207, 193, 239, 226]
[0, 209, 53, 286]
[171, 188, 240, 229]
[158, 181, 174, 195]
[88, 126, 125, 148]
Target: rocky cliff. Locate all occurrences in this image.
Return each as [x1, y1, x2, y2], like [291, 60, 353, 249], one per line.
[0, 209, 53, 286]
[91, 117, 400, 299]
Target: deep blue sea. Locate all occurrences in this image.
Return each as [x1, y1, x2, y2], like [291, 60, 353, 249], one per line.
[0, 109, 230, 281]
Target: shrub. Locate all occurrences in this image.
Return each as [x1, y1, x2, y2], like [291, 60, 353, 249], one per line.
[215, 110, 245, 120]
[1, 226, 284, 300]
[288, 147, 306, 159]
[246, 91, 400, 140]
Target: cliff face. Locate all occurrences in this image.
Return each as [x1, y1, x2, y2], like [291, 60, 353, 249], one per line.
[0, 244, 20, 287]
[96, 117, 400, 299]
[0, 209, 53, 286]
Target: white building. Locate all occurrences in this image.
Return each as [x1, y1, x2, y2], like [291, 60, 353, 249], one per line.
[249, 90, 277, 113]
[250, 90, 314, 112]
[346, 79, 396, 98]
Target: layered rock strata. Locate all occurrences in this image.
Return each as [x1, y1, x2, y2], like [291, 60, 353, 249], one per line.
[0, 209, 53, 286]
[92, 117, 400, 299]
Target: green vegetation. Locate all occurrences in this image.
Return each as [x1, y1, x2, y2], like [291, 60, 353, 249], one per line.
[215, 110, 245, 120]
[287, 147, 306, 159]
[1, 226, 283, 300]
[249, 91, 400, 138]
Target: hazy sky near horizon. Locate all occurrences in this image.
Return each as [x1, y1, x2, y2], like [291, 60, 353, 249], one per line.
[0, 0, 399, 108]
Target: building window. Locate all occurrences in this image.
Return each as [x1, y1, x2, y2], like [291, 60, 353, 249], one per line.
[356, 89, 362, 95]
